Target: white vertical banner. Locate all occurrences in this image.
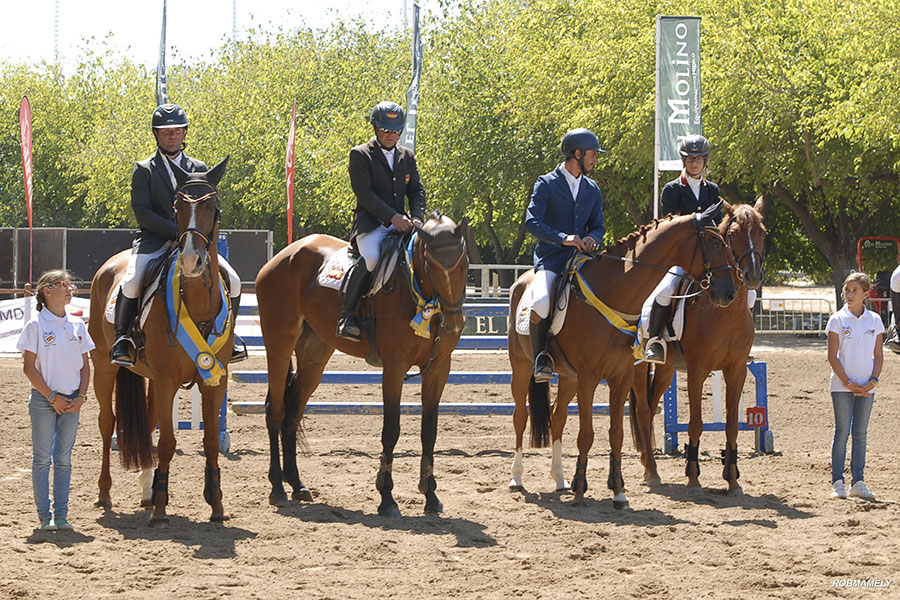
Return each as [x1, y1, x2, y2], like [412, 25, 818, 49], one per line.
[654, 15, 702, 216]
[402, 3, 422, 152]
[156, 0, 168, 106]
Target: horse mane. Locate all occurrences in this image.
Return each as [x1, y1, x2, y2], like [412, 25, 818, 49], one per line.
[599, 214, 680, 255]
[731, 203, 765, 231]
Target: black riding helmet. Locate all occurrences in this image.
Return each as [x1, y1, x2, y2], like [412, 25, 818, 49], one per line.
[152, 103, 188, 130]
[678, 134, 710, 157]
[370, 101, 405, 131]
[560, 128, 604, 175]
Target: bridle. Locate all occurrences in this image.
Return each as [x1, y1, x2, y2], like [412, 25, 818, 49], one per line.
[175, 188, 220, 252]
[726, 217, 765, 286]
[420, 234, 468, 322]
[691, 216, 734, 291]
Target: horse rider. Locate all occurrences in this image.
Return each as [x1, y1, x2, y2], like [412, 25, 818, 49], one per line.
[110, 103, 246, 366]
[887, 264, 900, 353]
[524, 128, 606, 381]
[336, 100, 427, 341]
[643, 134, 724, 364]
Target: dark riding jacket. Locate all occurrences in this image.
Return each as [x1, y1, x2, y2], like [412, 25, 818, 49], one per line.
[131, 150, 207, 254]
[348, 138, 426, 241]
[526, 165, 605, 274]
[660, 172, 722, 224]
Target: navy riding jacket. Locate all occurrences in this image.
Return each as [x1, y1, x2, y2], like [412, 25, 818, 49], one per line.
[525, 165, 605, 274]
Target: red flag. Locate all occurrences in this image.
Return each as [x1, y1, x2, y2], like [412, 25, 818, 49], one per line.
[285, 99, 297, 244]
[19, 96, 34, 284]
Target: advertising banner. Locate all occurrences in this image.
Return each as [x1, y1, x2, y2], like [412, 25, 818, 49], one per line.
[656, 16, 702, 171]
[402, 3, 422, 152]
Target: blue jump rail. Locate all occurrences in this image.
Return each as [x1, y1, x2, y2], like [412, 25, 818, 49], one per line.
[663, 361, 772, 454]
[231, 370, 551, 386]
[230, 401, 630, 417]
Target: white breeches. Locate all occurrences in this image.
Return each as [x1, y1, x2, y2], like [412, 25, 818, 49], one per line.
[892, 264, 900, 293]
[649, 267, 685, 307]
[122, 246, 241, 299]
[356, 225, 396, 272]
[531, 269, 558, 319]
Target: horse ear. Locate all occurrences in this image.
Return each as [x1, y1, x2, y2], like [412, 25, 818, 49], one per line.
[453, 216, 470, 238]
[414, 222, 434, 243]
[753, 195, 766, 215]
[206, 156, 230, 188]
[722, 200, 734, 217]
[171, 161, 190, 190]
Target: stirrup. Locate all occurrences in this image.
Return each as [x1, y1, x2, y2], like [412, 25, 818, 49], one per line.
[533, 352, 554, 382]
[643, 337, 667, 365]
[110, 336, 136, 367]
[336, 315, 362, 342]
[230, 337, 248, 363]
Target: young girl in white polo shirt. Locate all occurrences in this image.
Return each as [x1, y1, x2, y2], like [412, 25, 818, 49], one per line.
[826, 272, 883, 500]
[16, 270, 95, 531]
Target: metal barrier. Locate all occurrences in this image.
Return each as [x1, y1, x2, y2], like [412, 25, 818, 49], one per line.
[754, 297, 836, 335]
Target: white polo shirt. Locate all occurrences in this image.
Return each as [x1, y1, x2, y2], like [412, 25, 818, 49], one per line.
[826, 305, 884, 392]
[17, 308, 95, 395]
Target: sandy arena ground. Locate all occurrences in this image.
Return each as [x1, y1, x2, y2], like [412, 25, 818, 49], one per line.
[1, 333, 898, 599]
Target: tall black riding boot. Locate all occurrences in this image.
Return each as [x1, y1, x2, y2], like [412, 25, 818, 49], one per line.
[229, 292, 248, 362]
[336, 257, 372, 342]
[888, 290, 900, 354]
[530, 314, 553, 382]
[110, 291, 139, 366]
[644, 300, 672, 365]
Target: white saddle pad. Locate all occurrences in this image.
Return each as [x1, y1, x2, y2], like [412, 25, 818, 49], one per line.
[514, 283, 571, 336]
[317, 246, 399, 296]
[104, 279, 160, 329]
[639, 295, 685, 343]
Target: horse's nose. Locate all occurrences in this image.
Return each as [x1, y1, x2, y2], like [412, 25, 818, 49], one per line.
[180, 252, 201, 276]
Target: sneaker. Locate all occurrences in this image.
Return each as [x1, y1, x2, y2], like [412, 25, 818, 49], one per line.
[53, 518, 74, 530]
[39, 518, 57, 531]
[831, 480, 847, 499]
[849, 481, 875, 500]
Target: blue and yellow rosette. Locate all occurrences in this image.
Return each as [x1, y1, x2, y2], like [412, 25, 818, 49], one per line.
[407, 233, 441, 339]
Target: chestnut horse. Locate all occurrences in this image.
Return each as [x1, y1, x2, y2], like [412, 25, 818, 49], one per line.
[508, 204, 737, 507]
[89, 159, 234, 526]
[256, 212, 468, 516]
[631, 199, 766, 495]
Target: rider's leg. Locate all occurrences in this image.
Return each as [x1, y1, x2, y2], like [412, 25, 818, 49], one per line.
[110, 251, 148, 366]
[336, 228, 384, 341]
[644, 271, 680, 365]
[219, 257, 247, 362]
[530, 269, 557, 381]
[888, 266, 900, 352]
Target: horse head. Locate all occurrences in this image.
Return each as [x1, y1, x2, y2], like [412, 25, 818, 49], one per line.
[172, 157, 228, 278]
[721, 197, 767, 290]
[413, 211, 470, 336]
[689, 201, 736, 307]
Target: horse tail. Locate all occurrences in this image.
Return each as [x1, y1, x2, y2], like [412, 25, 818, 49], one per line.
[630, 368, 655, 454]
[528, 375, 551, 448]
[114, 369, 155, 471]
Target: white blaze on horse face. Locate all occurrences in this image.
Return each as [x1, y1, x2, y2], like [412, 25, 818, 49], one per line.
[180, 202, 203, 277]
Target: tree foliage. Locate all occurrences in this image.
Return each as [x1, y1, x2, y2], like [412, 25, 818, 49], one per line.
[1, 0, 898, 287]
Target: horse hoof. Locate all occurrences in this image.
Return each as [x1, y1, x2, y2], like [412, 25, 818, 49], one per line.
[140, 498, 153, 508]
[556, 481, 571, 493]
[149, 517, 169, 528]
[94, 499, 112, 510]
[508, 483, 525, 493]
[686, 485, 703, 496]
[424, 502, 444, 515]
[292, 488, 314, 502]
[644, 474, 662, 487]
[571, 492, 586, 506]
[378, 504, 402, 518]
[612, 492, 629, 510]
[269, 492, 289, 507]
[210, 512, 230, 522]
[727, 487, 744, 497]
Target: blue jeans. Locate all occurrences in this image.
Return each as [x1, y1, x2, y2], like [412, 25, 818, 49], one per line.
[831, 391, 874, 484]
[29, 389, 80, 521]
